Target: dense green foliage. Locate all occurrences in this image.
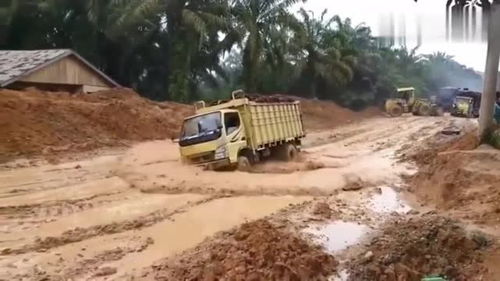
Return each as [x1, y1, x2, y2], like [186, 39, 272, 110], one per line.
[1, 0, 482, 108]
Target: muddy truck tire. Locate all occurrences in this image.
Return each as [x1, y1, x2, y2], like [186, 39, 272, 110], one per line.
[237, 155, 252, 172]
[278, 143, 298, 162]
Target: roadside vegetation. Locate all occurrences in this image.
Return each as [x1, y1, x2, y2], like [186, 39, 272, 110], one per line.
[1, 0, 481, 108]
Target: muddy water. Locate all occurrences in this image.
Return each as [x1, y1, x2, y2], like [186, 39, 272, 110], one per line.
[0, 116, 465, 280]
[306, 221, 369, 253]
[24, 194, 206, 239]
[368, 186, 412, 213]
[0, 155, 119, 196]
[102, 195, 311, 278]
[0, 177, 129, 207]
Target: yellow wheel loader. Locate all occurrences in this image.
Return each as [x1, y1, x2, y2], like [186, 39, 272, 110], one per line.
[385, 87, 443, 117]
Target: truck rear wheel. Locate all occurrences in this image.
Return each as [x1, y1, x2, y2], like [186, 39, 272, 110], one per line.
[280, 143, 298, 162]
[237, 155, 251, 172]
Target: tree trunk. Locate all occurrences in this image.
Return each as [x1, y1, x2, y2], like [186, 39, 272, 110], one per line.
[481, 0, 491, 41]
[451, 4, 462, 41]
[446, 0, 452, 41]
[465, 5, 470, 41]
[479, 2, 500, 139]
[472, 5, 477, 41]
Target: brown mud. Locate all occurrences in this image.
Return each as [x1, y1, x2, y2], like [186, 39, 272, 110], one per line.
[404, 120, 500, 227]
[1, 113, 499, 280]
[348, 215, 489, 281]
[141, 219, 337, 281]
[0, 88, 193, 163]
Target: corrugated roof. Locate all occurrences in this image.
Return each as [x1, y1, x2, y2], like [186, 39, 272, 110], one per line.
[0, 49, 120, 87]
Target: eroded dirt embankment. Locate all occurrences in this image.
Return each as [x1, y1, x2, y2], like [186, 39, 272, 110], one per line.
[0, 88, 193, 163]
[348, 215, 489, 281]
[403, 121, 500, 227]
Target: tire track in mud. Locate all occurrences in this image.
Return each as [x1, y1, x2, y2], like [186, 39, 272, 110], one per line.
[140, 185, 332, 197]
[64, 237, 154, 279]
[1, 195, 227, 255]
[0, 191, 123, 218]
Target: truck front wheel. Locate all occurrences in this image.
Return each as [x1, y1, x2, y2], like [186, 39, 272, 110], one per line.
[237, 155, 251, 172]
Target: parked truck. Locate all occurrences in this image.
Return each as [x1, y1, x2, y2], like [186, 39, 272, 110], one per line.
[178, 91, 306, 171]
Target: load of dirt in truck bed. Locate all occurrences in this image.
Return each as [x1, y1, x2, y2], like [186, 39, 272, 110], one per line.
[348, 215, 489, 281]
[0, 88, 193, 163]
[142, 219, 337, 281]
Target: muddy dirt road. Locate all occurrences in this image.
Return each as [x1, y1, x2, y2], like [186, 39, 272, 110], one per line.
[0, 115, 495, 280]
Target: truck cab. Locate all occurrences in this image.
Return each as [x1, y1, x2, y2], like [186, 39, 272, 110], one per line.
[179, 109, 247, 167]
[452, 96, 474, 117]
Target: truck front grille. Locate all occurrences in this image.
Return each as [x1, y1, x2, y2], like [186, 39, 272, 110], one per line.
[189, 152, 215, 164]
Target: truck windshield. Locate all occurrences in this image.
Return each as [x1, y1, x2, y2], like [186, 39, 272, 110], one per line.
[182, 112, 221, 138]
[179, 112, 222, 147]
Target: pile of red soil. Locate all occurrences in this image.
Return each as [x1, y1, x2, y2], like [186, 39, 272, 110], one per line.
[300, 99, 382, 131]
[400, 122, 500, 226]
[401, 129, 480, 166]
[348, 215, 489, 281]
[145, 220, 337, 280]
[0, 88, 193, 162]
[409, 147, 500, 225]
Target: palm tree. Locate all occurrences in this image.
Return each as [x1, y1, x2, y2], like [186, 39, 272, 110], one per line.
[111, 0, 236, 101]
[231, 0, 304, 92]
[288, 10, 356, 98]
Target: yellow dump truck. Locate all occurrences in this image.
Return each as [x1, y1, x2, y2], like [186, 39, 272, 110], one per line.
[178, 91, 305, 171]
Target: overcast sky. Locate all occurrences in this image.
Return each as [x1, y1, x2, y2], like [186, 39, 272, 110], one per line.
[295, 0, 488, 71]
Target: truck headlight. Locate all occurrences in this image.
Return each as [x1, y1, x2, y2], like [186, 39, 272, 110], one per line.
[214, 146, 228, 160]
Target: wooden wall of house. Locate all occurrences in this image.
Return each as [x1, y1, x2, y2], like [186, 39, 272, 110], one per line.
[19, 56, 112, 88]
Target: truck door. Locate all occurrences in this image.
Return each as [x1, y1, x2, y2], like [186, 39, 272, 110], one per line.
[224, 112, 246, 163]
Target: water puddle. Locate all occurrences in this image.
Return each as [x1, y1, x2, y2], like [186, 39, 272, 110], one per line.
[305, 221, 369, 253]
[368, 186, 411, 214]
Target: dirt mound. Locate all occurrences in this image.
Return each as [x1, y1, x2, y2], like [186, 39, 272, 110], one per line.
[300, 99, 382, 131]
[348, 215, 489, 281]
[0, 88, 192, 163]
[144, 219, 337, 281]
[400, 127, 479, 166]
[400, 120, 500, 226]
[409, 147, 500, 225]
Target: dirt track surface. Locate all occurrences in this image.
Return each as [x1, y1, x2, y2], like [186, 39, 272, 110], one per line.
[1, 114, 499, 280]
